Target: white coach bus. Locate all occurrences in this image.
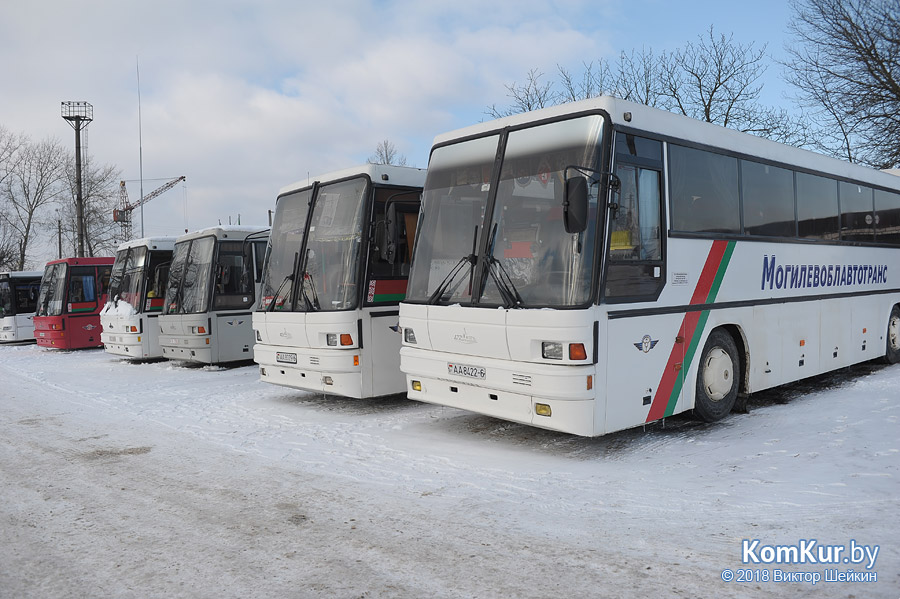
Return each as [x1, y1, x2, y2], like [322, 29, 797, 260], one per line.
[0, 271, 42, 343]
[101, 236, 176, 359]
[159, 225, 269, 364]
[253, 164, 426, 398]
[399, 96, 900, 437]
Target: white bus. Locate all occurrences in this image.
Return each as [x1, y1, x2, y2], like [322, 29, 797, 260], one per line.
[159, 225, 269, 364]
[399, 96, 900, 437]
[253, 164, 426, 398]
[100, 237, 177, 359]
[0, 271, 42, 343]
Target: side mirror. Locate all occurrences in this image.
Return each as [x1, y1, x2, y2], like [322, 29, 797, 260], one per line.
[564, 176, 589, 234]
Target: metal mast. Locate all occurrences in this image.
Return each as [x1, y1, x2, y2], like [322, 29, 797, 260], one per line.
[61, 101, 93, 257]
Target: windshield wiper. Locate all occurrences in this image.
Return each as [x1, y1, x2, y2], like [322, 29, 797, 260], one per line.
[295, 248, 320, 311]
[485, 223, 523, 309]
[427, 225, 479, 305]
[265, 252, 299, 312]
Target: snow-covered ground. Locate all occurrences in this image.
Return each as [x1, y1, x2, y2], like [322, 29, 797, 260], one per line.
[0, 343, 897, 598]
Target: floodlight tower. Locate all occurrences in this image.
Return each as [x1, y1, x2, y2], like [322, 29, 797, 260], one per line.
[61, 101, 93, 257]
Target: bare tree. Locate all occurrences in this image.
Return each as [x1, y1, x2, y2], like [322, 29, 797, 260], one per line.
[784, 0, 900, 168]
[56, 157, 123, 257]
[487, 27, 809, 146]
[367, 139, 408, 166]
[0, 126, 24, 187]
[2, 136, 68, 270]
[615, 48, 665, 107]
[558, 61, 612, 104]
[487, 69, 559, 118]
[0, 217, 19, 270]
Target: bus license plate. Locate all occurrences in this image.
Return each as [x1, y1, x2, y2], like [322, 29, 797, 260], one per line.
[276, 352, 298, 364]
[448, 362, 485, 379]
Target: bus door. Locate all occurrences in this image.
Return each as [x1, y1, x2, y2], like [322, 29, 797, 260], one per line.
[602, 133, 673, 432]
[365, 188, 420, 394]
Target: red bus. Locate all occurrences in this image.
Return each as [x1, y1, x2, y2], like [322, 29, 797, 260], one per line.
[34, 257, 114, 349]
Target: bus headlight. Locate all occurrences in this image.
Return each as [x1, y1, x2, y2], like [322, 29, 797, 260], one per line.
[326, 333, 337, 346]
[542, 342, 563, 360]
[403, 328, 417, 344]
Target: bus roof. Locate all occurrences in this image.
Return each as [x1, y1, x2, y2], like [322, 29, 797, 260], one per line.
[175, 225, 269, 243]
[432, 96, 900, 192]
[42, 256, 115, 267]
[0, 271, 43, 279]
[278, 164, 427, 196]
[115, 236, 179, 252]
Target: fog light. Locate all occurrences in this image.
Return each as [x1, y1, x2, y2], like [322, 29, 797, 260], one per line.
[535, 403, 552, 417]
[256, 330, 262, 341]
[542, 342, 563, 360]
[404, 328, 417, 344]
[324, 376, 334, 386]
[326, 333, 337, 346]
[340, 333, 352, 346]
[569, 343, 587, 360]
[411, 380, 422, 392]
[260, 367, 267, 376]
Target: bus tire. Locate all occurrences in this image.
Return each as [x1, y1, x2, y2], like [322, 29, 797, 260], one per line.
[886, 305, 900, 365]
[694, 328, 739, 422]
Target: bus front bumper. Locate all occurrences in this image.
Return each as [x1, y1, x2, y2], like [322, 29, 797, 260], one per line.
[400, 346, 597, 437]
[254, 343, 363, 398]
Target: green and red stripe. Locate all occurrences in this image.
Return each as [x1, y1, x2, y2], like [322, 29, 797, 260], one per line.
[645, 240, 735, 422]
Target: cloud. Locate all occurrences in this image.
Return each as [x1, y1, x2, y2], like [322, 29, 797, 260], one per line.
[2, 0, 617, 261]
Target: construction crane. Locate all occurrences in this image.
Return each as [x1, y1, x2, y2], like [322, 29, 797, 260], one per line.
[113, 176, 186, 240]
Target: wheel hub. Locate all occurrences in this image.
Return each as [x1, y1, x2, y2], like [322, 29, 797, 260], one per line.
[890, 315, 900, 351]
[702, 347, 733, 401]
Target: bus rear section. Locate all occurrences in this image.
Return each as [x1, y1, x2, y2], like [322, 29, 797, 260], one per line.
[253, 164, 426, 398]
[33, 257, 114, 350]
[101, 237, 176, 359]
[159, 226, 268, 364]
[0, 271, 42, 343]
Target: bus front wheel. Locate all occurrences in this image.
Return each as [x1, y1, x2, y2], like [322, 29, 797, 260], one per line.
[886, 306, 900, 365]
[694, 329, 739, 422]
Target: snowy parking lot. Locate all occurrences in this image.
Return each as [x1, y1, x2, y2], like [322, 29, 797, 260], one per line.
[1, 343, 897, 598]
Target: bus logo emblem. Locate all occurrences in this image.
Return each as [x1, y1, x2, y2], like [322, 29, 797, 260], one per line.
[634, 335, 658, 353]
[452, 328, 477, 344]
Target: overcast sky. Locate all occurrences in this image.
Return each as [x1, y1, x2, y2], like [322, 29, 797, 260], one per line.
[1, 0, 794, 254]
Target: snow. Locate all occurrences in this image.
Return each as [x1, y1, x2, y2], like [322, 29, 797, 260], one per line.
[0, 343, 897, 598]
[99, 299, 137, 317]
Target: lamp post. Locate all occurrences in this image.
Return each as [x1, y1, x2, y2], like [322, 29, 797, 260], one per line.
[61, 101, 93, 257]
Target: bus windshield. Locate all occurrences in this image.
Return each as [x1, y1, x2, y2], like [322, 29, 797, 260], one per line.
[260, 176, 368, 312]
[36, 263, 67, 316]
[107, 246, 148, 313]
[301, 177, 367, 311]
[407, 114, 604, 308]
[259, 188, 312, 311]
[164, 236, 215, 314]
[0, 281, 11, 317]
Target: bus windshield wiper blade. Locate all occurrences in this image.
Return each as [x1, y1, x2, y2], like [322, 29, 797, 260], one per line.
[487, 257, 523, 308]
[266, 252, 299, 312]
[427, 225, 480, 305]
[299, 270, 321, 311]
[426, 254, 476, 305]
[294, 248, 320, 312]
